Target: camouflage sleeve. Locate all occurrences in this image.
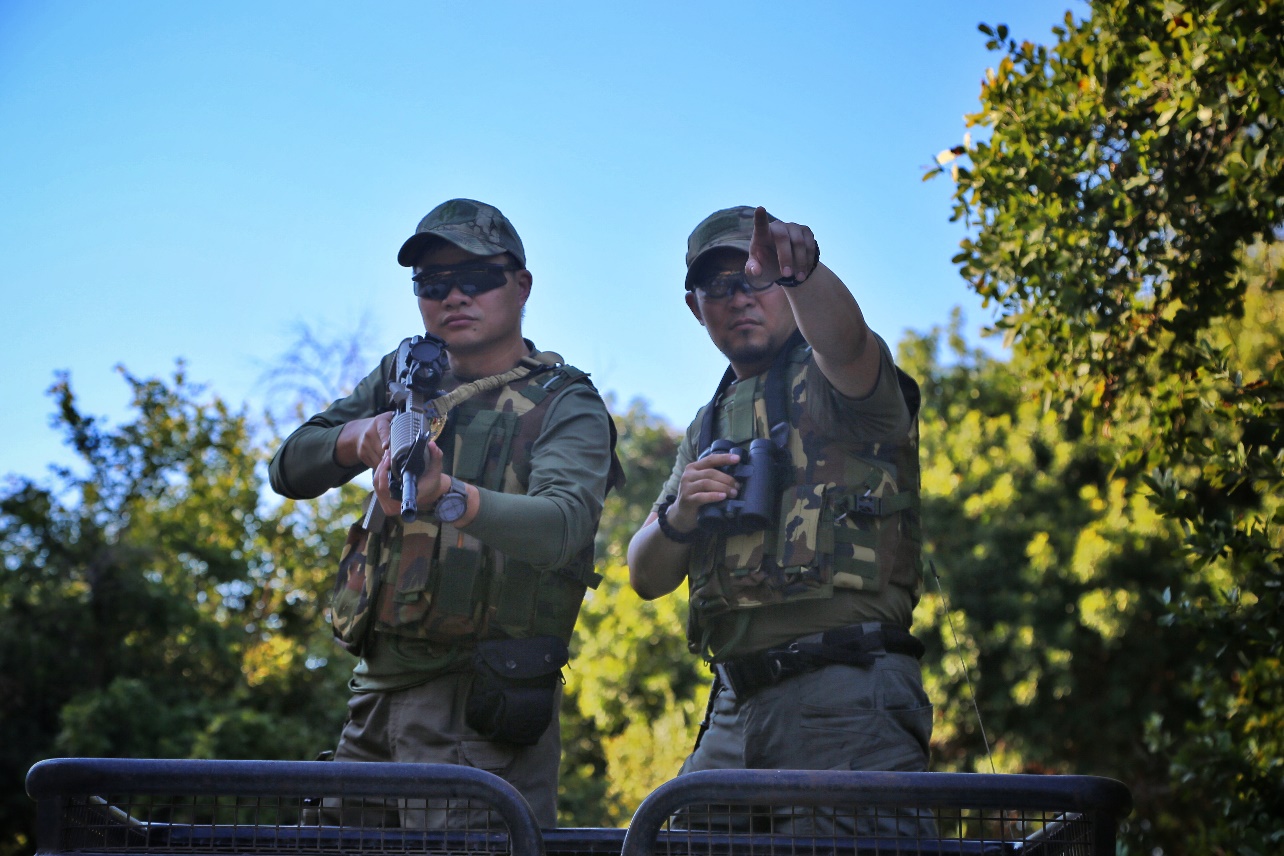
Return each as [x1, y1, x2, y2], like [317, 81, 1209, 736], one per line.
[267, 352, 395, 499]
[805, 333, 910, 446]
[650, 411, 702, 514]
[465, 382, 614, 570]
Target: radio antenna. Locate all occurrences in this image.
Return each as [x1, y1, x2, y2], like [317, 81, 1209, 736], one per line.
[929, 560, 996, 773]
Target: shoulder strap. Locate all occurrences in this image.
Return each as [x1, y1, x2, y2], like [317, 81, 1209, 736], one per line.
[696, 366, 736, 454]
[513, 358, 628, 495]
[764, 330, 807, 434]
[697, 329, 807, 453]
[895, 366, 922, 421]
[544, 362, 626, 494]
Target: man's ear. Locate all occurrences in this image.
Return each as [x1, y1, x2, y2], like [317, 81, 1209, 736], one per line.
[685, 291, 706, 327]
[515, 269, 533, 305]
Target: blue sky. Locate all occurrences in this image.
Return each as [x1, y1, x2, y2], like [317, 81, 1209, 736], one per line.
[0, 1, 1079, 485]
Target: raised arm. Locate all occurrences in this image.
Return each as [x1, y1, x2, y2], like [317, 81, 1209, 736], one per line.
[744, 206, 882, 399]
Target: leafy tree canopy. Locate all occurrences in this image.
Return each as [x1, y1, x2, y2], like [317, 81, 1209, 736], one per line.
[930, 1, 1283, 849]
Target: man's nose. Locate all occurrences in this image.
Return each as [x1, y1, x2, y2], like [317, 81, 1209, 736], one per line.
[729, 281, 759, 305]
[441, 284, 471, 306]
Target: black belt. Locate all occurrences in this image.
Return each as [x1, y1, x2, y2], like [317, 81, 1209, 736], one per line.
[713, 622, 924, 699]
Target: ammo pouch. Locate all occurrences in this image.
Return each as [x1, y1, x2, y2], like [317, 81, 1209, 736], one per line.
[466, 636, 568, 746]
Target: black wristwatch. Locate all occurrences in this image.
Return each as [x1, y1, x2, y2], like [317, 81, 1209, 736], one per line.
[657, 495, 700, 544]
[433, 478, 468, 524]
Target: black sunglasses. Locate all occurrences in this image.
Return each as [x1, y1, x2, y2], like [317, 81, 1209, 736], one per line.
[411, 263, 519, 301]
[693, 271, 775, 300]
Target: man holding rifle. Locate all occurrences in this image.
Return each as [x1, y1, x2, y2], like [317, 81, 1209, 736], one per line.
[270, 198, 619, 828]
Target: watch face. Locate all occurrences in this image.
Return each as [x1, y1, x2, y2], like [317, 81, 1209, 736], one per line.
[435, 487, 467, 523]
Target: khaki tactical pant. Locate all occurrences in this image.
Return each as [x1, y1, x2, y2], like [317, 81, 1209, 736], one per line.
[325, 671, 561, 828]
[678, 654, 935, 837]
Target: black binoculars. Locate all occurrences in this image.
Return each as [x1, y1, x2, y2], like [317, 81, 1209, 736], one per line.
[697, 438, 779, 535]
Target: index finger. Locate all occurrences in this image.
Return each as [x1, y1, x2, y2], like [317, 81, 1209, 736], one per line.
[745, 206, 774, 278]
[373, 452, 392, 497]
[425, 440, 444, 472]
[376, 412, 393, 444]
[691, 451, 740, 470]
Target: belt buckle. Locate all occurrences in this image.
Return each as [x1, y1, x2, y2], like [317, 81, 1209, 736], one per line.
[856, 491, 880, 515]
[715, 652, 781, 699]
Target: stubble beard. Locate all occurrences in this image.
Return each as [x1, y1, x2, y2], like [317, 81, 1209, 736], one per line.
[720, 335, 778, 373]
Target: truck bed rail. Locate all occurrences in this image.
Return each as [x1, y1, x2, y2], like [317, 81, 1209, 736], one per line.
[26, 759, 1131, 856]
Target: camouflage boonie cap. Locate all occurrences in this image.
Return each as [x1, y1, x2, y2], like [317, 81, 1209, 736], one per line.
[684, 205, 779, 289]
[397, 198, 526, 268]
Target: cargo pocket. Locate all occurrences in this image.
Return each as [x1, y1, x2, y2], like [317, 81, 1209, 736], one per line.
[722, 529, 768, 586]
[830, 469, 902, 594]
[375, 518, 443, 636]
[491, 559, 538, 638]
[775, 483, 833, 599]
[688, 538, 731, 617]
[458, 740, 517, 775]
[331, 515, 382, 655]
[426, 544, 485, 641]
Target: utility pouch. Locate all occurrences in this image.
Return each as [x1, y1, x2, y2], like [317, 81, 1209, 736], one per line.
[330, 494, 384, 655]
[466, 636, 568, 746]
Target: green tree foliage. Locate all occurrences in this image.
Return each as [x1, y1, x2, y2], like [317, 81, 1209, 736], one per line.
[559, 397, 706, 826]
[900, 319, 1193, 835]
[0, 350, 697, 839]
[0, 366, 357, 856]
[929, 1, 1283, 849]
[593, 396, 681, 564]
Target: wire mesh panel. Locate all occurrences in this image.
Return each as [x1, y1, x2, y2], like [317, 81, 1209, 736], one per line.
[621, 770, 1131, 856]
[26, 759, 546, 856]
[27, 761, 1131, 856]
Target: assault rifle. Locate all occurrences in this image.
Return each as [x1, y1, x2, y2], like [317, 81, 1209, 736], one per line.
[386, 334, 449, 522]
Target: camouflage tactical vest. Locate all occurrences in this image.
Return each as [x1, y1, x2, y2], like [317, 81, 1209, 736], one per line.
[686, 338, 924, 659]
[331, 358, 607, 655]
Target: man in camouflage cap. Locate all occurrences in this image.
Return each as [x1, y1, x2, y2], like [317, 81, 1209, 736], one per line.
[271, 198, 620, 828]
[628, 206, 933, 834]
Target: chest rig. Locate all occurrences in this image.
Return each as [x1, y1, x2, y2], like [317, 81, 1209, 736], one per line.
[331, 349, 606, 656]
[686, 333, 925, 660]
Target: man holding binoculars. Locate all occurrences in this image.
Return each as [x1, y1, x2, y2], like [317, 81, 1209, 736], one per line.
[627, 206, 933, 811]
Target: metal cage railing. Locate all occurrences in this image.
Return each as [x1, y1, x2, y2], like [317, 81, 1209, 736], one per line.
[621, 769, 1132, 856]
[26, 758, 546, 856]
[26, 759, 1132, 856]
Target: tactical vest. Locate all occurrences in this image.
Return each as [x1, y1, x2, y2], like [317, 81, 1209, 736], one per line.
[332, 357, 609, 655]
[686, 334, 924, 659]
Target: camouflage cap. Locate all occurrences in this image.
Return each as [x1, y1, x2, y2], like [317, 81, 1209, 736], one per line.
[397, 198, 526, 268]
[684, 205, 779, 289]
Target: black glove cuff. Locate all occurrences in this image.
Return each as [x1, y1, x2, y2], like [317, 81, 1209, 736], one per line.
[776, 239, 820, 288]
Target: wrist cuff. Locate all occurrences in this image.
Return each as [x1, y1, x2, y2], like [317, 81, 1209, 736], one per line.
[657, 495, 700, 544]
[776, 239, 820, 287]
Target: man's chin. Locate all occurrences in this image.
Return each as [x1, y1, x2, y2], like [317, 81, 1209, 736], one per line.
[433, 331, 481, 352]
[722, 340, 774, 365]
